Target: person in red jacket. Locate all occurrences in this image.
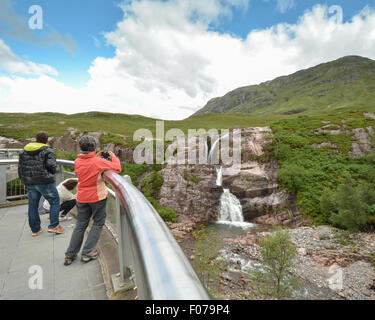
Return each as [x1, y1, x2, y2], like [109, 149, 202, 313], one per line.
[64, 135, 121, 265]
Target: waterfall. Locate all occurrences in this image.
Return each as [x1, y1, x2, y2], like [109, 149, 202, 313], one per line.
[217, 172, 253, 228]
[208, 134, 255, 229]
[218, 189, 244, 223]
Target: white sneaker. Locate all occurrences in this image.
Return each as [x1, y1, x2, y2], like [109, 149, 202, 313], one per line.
[59, 216, 73, 221]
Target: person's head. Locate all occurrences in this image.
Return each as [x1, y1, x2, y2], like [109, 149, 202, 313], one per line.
[63, 179, 78, 191]
[36, 131, 48, 144]
[79, 135, 97, 154]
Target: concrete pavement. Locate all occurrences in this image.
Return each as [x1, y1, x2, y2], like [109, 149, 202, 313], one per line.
[0, 205, 108, 300]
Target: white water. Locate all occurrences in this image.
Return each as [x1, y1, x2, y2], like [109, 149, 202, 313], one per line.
[216, 166, 223, 186]
[218, 189, 244, 223]
[215, 164, 255, 230]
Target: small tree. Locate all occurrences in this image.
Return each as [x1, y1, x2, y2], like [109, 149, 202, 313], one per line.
[278, 164, 306, 194]
[192, 225, 226, 297]
[328, 174, 368, 232]
[251, 227, 299, 299]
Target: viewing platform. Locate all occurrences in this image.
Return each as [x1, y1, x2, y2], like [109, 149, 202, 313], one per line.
[0, 205, 108, 300]
[0, 154, 210, 300]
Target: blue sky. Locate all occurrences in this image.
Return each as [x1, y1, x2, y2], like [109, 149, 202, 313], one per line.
[0, 0, 375, 119]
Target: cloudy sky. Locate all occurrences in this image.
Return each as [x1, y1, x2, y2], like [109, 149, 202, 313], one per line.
[0, 0, 374, 120]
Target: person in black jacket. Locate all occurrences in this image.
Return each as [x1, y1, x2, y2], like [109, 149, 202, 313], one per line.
[18, 131, 64, 236]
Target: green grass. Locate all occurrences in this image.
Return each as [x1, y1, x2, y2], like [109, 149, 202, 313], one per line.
[100, 133, 125, 146]
[0, 111, 281, 142]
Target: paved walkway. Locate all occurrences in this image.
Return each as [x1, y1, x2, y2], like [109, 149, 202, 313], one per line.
[0, 205, 108, 300]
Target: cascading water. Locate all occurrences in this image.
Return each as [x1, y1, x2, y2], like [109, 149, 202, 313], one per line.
[218, 190, 244, 223]
[208, 135, 255, 230]
[216, 166, 223, 186]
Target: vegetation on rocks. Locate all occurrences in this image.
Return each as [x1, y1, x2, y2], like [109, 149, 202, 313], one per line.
[268, 110, 375, 229]
[140, 164, 177, 223]
[99, 133, 125, 146]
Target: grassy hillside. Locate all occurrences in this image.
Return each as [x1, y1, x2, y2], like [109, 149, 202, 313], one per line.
[194, 56, 375, 117]
[0, 111, 283, 141]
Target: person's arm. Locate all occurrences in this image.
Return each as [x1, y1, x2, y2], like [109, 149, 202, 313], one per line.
[96, 151, 122, 173]
[45, 149, 57, 174]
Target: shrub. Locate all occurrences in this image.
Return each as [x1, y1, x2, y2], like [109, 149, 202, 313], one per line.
[100, 133, 124, 146]
[250, 227, 299, 300]
[368, 204, 375, 216]
[156, 205, 177, 223]
[328, 175, 369, 232]
[278, 164, 306, 194]
[121, 163, 148, 186]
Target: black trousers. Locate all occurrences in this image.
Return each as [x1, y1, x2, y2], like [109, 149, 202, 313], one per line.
[60, 199, 76, 217]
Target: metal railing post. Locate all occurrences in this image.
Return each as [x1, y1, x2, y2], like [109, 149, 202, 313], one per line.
[111, 195, 135, 292]
[0, 165, 6, 204]
[55, 165, 64, 185]
[115, 196, 126, 280]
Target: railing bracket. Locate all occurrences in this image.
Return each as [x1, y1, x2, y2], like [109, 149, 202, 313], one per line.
[111, 272, 136, 294]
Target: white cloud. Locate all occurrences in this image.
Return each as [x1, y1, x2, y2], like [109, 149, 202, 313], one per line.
[1, 2, 375, 120]
[277, 0, 295, 13]
[0, 39, 58, 76]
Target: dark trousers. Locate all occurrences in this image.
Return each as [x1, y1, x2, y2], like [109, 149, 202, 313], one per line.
[65, 199, 107, 257]
[60, 199, 76, 217]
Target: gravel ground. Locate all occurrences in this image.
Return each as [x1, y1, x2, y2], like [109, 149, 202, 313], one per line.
[176, 224, 375, 300]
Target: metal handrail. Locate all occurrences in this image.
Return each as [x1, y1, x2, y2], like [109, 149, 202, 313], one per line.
[0, 158, 210, 300]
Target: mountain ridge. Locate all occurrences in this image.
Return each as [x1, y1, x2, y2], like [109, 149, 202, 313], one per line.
[193, 55, 375, 117]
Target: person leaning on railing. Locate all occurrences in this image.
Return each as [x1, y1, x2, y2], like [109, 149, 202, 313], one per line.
[64, 135, 121, 265]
